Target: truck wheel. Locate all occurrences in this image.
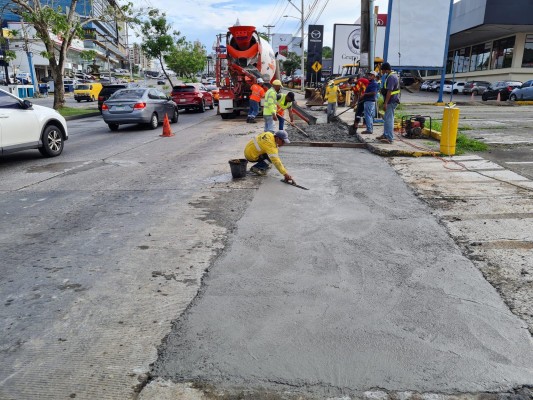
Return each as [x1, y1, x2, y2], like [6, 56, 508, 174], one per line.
[76, 99, 81, 103]
[221, 113, 231, 120]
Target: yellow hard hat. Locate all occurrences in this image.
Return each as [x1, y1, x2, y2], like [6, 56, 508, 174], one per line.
[272, 79, 282, 86]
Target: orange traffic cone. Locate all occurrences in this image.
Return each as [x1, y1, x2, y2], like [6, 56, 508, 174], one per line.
[470, 91, 475, 101]
[496, 92, 501, 102]
[160, 114, 174, 137]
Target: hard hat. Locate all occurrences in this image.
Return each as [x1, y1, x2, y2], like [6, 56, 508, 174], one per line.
[328, 80, 334, 85]
[257, 78, 264, 83]
[272, 79, 282, 86]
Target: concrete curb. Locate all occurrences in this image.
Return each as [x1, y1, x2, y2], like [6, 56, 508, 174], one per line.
[65, 111, 100, 121]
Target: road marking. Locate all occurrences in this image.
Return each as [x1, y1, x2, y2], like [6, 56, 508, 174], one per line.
[505, 161, 533, 165]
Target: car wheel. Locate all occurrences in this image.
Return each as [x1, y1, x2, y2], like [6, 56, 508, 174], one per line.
[149, 113, 159, 129]
[509, 94, 517, 101]
[38, 124, 64, 157]
[108, 123, 119, 131]
[481, 93, 487, 101]
[199, 100, 205, 113]
[171, 108, 179, 123]
[209, 100, 214, 110]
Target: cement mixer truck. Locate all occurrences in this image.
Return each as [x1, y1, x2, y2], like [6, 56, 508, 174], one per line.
[215, 24, 277, 119]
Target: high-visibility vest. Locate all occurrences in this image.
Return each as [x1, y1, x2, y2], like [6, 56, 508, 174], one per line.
[276, 93, 293, 117]
[384, 72, 400, 95]
[263, 88, 278, 115]
[244, 132, 287, 175]
[250, 84, 265, 102]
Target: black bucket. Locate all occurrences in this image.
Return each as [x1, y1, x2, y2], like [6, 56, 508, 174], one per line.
[228, 159, 248, 179]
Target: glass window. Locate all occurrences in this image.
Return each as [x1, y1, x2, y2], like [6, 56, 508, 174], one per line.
[453, 47, 470, 73]
[0, 91, 23, 108]
[491, 36, 515, 69]
[446, 51, 453, 74]
[522, 34, 533, 68]
[470, 42, 491, 71]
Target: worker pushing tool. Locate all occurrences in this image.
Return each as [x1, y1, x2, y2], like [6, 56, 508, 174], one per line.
[244, 130, 294, 183]
[276, 91, 295, 130]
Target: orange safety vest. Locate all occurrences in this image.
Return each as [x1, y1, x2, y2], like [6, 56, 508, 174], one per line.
[353, 78, 369, 96]
[250, 84, 265, 102]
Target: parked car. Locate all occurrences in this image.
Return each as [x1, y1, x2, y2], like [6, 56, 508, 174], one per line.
[509, 80, 533, 101]
[0, 88, 68, 157]
[170, 84, 214, 112]
[443, 81, 466, 94]
[420, 80, 434, 91]
[481, 81, 522, 101]
[462, 81, 491, 96]
[97, 84, 128, 112]
[429, 80, 452, 92]
[204, 84, 219, 105]
[74, 82, 103, 102]
[157, 80, 166, 85]
[102, 88, 179, 131]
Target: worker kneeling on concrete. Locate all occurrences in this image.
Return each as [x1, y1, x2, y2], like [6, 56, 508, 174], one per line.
[244, 130, 293, 181]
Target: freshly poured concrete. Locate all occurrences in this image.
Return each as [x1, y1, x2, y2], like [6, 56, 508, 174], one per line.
[153, 147, 533, 396]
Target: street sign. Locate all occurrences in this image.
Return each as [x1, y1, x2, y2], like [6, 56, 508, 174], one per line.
[312, 61, 322, 72]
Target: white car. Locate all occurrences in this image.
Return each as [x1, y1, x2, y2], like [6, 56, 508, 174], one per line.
[443, 81, 466, 94]
[0, 88, 68, 157]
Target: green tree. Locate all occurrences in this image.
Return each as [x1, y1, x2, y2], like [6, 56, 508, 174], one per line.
[282, 52, 301, 76]
[9, 0, 131, 109]
[165, 40, 206, 81]
[322, 46, 332, 59]
[137, 9, 179, 87]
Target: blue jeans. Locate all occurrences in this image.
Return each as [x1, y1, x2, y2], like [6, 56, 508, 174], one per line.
[278, 116, 285, 130]
[264, 115, 275, 133]
[248, 100, 259, 118]
[383, 102, 398, 141]
[252, 154, 270, 170]
[327, 102, 337, 116]
[364, 101, 375, 132]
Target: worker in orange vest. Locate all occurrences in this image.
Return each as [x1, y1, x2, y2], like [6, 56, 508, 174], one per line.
[247, 78, 266, 123]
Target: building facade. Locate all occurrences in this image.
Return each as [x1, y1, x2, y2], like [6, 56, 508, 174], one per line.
[427, 0, 533, 83]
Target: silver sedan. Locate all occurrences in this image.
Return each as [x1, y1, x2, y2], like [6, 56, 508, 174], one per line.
[102, 87, 179, 131]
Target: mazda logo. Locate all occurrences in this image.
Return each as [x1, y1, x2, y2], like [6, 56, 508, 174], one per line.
[310, 30, 321, 39]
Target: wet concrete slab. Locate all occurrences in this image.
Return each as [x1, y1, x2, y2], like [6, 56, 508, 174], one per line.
[152, 146, 533, 397]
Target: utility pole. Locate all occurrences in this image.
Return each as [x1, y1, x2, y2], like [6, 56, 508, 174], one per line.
[263, 24, 275, 42]
[288, 0, 305, 92]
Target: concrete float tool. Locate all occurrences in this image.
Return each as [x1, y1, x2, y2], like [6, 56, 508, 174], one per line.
[281, 178, 309, 190]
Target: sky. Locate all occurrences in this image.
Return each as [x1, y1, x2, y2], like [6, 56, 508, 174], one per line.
[141, 0, 390, 52]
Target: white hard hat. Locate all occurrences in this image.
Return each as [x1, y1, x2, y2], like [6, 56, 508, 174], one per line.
[257, 78, 264, 83]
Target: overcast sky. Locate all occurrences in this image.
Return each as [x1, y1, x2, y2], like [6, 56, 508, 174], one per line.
[141, 0, 390, 51]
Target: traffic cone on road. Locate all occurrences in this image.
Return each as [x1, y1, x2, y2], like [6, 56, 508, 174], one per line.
[496, 92, 501, 102]
[160, 114, 174, 137]
[470, 92, 475, 101]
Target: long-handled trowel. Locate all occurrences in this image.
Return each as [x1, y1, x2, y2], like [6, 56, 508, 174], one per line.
[281, 178, 309, 190]
[289, 122, 309, 138]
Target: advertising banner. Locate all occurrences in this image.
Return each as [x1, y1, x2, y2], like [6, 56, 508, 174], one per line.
[306, 25, 323, 84]
[332, 24, 360, 75]
[385, 0, 452, 68]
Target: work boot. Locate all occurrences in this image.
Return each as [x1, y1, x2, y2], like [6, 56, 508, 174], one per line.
[249, 117, 257, 123]
[250, 166, 267, 176]
[246, 117, 251, 123]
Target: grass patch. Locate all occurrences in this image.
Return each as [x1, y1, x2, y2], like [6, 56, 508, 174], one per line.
[58, 107, 98, 117]
[458, 125, 473, 131]
[455, 133, 488, 154]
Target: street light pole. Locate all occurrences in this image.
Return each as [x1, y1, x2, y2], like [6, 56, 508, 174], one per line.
[287, 0, 305, 92]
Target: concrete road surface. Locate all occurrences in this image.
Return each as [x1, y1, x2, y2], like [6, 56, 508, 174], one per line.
[151, 145, 533, 398]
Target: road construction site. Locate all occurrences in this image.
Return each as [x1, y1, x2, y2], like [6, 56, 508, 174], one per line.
[1, 94, 533, 400]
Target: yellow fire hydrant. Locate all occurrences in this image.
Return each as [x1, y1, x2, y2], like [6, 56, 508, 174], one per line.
[440, 103, 460, 155]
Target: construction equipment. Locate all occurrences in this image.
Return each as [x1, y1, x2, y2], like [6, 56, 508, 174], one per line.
[305, 57, 384, 107]
[216, 24, 277, 119]
[401, 115, 432, 139]
[281, 178, 309, 190]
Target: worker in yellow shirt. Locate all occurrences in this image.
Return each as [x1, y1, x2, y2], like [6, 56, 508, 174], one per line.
[324, 80, 341, 123]
[244, 130, 293, 181]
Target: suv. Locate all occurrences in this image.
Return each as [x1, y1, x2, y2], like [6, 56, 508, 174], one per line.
[482, 81, 522, 101]
[170, 84, 214, 112]
[462, 81, 490, 96]
[97, 84, 128, 112]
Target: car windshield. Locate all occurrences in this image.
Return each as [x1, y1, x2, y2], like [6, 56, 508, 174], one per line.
[76, 85, 90, 90]
[110, 89, 145, 99]
[173, 86, 196, 92]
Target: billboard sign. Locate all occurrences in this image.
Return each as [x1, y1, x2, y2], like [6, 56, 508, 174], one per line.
[385, 0, 452, 68]
[306, 25, 323, 83]
[332, 24, 360, 75]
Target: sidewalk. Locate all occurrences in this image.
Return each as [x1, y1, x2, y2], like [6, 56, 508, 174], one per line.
[335, 105, 440, 157]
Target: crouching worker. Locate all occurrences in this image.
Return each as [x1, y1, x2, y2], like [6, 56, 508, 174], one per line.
[244, 130, 293, 182]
